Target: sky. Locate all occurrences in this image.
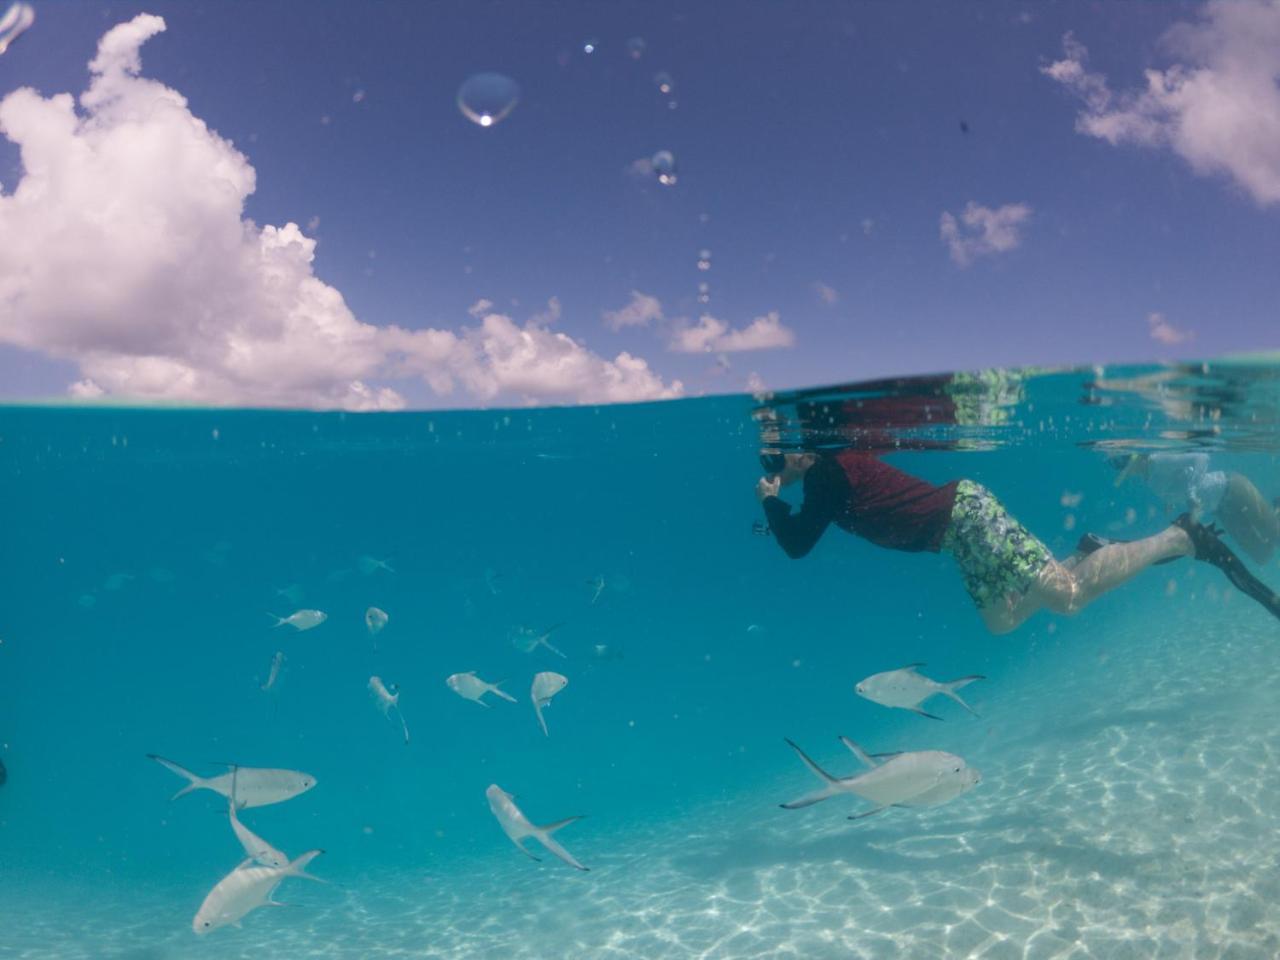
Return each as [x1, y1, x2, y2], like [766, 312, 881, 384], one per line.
[0, 0, 1278, 410]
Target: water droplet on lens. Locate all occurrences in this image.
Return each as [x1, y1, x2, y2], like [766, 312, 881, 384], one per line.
[626, 37, 646, 60]
[654, 72, 674, 95]
[652, 150, 678, 186]
[583, 38, 598, 54]
[697, 249, 712, 271]
[457, 73, 521, 128]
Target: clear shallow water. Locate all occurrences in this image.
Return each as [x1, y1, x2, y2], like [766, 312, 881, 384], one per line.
[1, 361, 1279, 958]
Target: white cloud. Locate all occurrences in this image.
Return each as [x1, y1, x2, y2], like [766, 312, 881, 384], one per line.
[813, 282, 839, 305]
[1043, 3, 1280, 206]
[0, 15, 680, 409]
[668, 311, 796, 353]
[939, 201, 1032, 266]
[602, 290, 664, 330]
[1146, 311, 1194, 345]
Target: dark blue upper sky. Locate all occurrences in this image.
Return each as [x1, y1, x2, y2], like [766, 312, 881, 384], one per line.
[1, 0, 1277, 408]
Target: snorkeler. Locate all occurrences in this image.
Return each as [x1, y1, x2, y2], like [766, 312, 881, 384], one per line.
[756, 449, 1278, 634]
[1112, 452, 1280, 565]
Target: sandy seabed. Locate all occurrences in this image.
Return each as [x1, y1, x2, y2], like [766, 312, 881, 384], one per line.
[6, 607, 1280, 960]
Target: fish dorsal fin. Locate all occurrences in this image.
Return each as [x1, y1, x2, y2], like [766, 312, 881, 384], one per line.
[838, 736, 878, 767]
[784, 738, 838, 784]
[900, 662, 925, 672]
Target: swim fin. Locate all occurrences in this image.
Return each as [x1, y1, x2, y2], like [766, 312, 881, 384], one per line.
[1075, 532, 1180, 565]
[1174, 514, 1280, 621]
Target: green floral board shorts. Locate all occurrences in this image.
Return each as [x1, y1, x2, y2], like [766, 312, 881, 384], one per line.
[941, 480, 1053, 610]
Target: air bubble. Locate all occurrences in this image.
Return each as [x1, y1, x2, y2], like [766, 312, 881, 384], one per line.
[697, 249, 712, 271]
[654, 72, 674, 95]
[457, 73, 521, 128]
[583, 38, 598, 54]
[652, 150, 678, 186]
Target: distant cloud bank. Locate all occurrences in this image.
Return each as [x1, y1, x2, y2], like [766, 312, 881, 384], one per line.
[0, 15, 681, 408]
[1043, 1, 1280, 206]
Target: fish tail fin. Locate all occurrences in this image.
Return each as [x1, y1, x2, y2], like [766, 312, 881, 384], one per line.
[490, 682, 517, 703]
[147, 754, 209, 800]
[267, 612, 285, 627]
[394, 707, 410, 746]
[838, 735, 878, 767]
[286, 849, 327, 883]
[534, 700, 549, 736]
[542, 638, 567, 659]
[535, 830, 589, 871]
[539, 814, 584, 834]
[942, 675, 985, 717]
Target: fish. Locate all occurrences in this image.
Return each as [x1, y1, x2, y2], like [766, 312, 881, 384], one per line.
[484, 784, 588, 871]
[357, 555, 395, 576]
[838, 740, 982, 810]
[269, 609, 327, 631]
[228, 769, 287, 867]
[368, 676, 410, 745]
[147, 755, 317, 808]
[854, 663, 985, 720]
[192, 849, 324, 934]
[592, 643, 624, 662]
[446, 671, 517, 707]
[530, 671, 568, 737]
[779, 737, 967, 819]
[511, 623, 566, 658]
[585, 575, 605, 605]
[365, 606, 389, 635]
[275, 584, 305, 605]
[260, 651, 285, 692]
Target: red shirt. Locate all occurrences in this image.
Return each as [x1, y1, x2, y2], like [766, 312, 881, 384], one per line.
[763, 450, 959, 557]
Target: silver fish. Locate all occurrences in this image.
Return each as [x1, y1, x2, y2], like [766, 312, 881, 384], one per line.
[511, 623, 566, 658]
[855, 663, 984, 719]
[446, 671, 516, 707]
[365, 606, 389, 635]
[148, 755, 316, 808]
[485, 784, 587, 871]
[369, 676, 410, 745]
[530, 671, 568, 737]
[193, 850, 323, 934]
[260, 651, 285, 692]
[228, 769, 287, 867]
[270, 609, 327, 631]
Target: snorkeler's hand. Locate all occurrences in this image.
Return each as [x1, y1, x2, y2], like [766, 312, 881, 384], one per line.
[756, 475, 781, 502]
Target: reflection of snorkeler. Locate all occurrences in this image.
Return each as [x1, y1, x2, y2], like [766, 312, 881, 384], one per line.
[757, 449, 1278, 633]
[1113, 453, 1280, 564]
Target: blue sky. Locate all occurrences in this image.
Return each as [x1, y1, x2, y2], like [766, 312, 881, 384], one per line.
[1, 0, 1278, 408]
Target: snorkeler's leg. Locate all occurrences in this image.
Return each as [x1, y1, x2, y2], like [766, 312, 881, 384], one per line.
[1216, 473, 1279, 565]
[1032, 526, 1192, 615]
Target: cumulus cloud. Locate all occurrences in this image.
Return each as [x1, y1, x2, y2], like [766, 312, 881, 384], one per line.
[1042, 3, 1280, 206]
[668, 311, 796, 353]
[939, 201, 1032, 266]
[0, 15, 680, 409]
[1146, 311, 1194, 345]
[602, 290, 663, 330]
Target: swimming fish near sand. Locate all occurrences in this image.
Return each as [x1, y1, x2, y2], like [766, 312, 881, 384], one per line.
[147, 755, 317, 808]
[369, 676, 410, 745]
[269, 609, 327, 631]
[228, 769, 287, 867]
[531, 671, 568, 736]
[838, 739, 982, 810]
[446, 671, 517, 706]
[485, 784, 588, 871]
[192, 849, 324, 934]
[780, 737, 968, 819]
[854, 663, 984, 720]
[511, 623, 566, 658]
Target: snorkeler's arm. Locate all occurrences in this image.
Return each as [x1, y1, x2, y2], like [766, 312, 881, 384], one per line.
[762, 459, 841, 559]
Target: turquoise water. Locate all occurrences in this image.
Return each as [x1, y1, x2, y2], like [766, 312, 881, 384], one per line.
[2, 362, 1279, 958]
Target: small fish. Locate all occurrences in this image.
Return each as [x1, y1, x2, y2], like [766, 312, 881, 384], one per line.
[357, 555, 395, 576]
[585, 575, 605, 605]
[275, 584, 305, 605]
[269, 609, 327, 631]
[484, 784, 588, 871]
[260, 651, 286, 692]
[228, 769, 287, 867]
[446, 671, 517, 707]
[530, 671, 568, 737]
[368, 676, 410, 745]
[193, 849, 324, 934]
[780, 737, 967, 819]
[0, 3, 36, 57]
[147, 755, 316, 808]
[365, 606, 389, 635]
[592, 643, 624, 662]
[511, 623, 566, 658]
[854, 663, 984, 719]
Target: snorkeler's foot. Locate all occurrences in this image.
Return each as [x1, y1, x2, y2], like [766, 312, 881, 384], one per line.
[1174, 514, 1280, 621]
[1075, 532, 1180, 565]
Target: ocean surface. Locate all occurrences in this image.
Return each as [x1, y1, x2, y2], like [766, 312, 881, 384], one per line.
[2, 361, 1279, 959]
